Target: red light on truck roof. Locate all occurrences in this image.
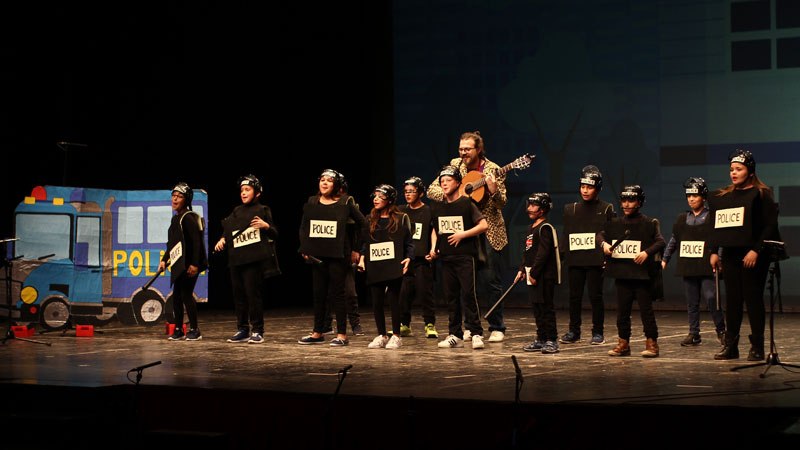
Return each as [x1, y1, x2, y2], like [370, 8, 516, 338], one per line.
[30, 186, 47, 201]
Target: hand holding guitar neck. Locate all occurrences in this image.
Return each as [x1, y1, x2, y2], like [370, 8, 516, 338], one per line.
[460, 154, 535, 205]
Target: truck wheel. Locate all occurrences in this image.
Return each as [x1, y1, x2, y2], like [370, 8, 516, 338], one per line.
[40, 297, 70, 331]
[131, 289, 164, 326]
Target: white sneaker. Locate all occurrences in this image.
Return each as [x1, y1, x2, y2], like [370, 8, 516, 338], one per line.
[488, 330, 505, 342]
[438, 335, 465, 348]
[386, 335, 402, 349]
[368, 335, 389, 349]
[463, 329, 472, 342]
[472, 334, 485, 349]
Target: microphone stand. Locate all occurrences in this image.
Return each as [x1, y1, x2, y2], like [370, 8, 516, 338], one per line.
[731, 250, 799, 377]
[319, 364, 352, 447]
[511, 355, 524, 448]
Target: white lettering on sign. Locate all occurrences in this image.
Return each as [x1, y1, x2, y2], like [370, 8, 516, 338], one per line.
[233, 227, 262, 248]
[169, 242, 183, 269]
[569, 233, 595, 251]
[679, 240, 705, 258]
[412, 222, 422, 240]
[370, 242, 395, 261]
[611, 240, 641, 259]
[715, 207, 744, 229]
[438, 216, 464, 234]
[310, 220, 338, 238]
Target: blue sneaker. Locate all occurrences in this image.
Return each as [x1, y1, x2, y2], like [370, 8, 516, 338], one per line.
[542, 340, 560, 354]
[590, 333, 605, 345]
[329, 337, 349, 347]
[298, 334, 325, 345]
[523, 340, 544, 352]
[248, 332, 264, 344]
[227, 330, 249, 343]
[559, 331, 580, 344]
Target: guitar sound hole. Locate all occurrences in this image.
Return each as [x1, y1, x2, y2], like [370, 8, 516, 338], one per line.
[464, 185, 473, 195]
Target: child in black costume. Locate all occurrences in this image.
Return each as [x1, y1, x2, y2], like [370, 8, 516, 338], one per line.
[517, 193, 561, 354]
[161, 182, 208, 341]
[357, 184, 413, 349]
[214, 175, 280, 344]
[398, 176, 438, 338]
[601, 185, 665, 358]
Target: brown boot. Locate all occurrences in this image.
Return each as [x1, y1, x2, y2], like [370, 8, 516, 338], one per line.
[608, 338, 630, 356]
[641, 338, 659, 357]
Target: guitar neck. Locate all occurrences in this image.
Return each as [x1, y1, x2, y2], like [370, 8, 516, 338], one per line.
[469, 162, 515, 188]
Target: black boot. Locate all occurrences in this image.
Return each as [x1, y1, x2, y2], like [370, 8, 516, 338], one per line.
[747, 334, 765, 361]
[714, 334, 739, 360]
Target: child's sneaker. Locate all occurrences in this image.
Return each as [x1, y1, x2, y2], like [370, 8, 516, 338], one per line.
[329, 337, 349, 347]
[424, 323, 438, 338]
[399, 324, 412, 337]
[471, 334, 485, 349]
[185, 329, 202, 341]
[559, 331, 580, 344]
[298, 334, 325, 345]
[523, 340, 544, 352]
[541, 340, 559, 354]
[438, 335, 464, 348]
[368, 335, 389, 349]
[248, 332, 264, 344]
[463, 329, 472, 342]
[168, 328, 185, 340]
[386, 335, 402, 349]
[227, 330, 249, 343]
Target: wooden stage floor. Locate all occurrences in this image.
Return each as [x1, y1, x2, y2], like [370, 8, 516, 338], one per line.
[3, 307, 800, 448]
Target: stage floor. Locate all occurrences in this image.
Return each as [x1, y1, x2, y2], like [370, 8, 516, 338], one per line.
[3, 307, 800, 408]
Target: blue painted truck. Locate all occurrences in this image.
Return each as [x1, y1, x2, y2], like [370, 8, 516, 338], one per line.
[1, 185, 209, 329]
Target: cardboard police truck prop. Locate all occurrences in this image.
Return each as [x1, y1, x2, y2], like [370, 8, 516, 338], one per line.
[1, 186, 209, 330]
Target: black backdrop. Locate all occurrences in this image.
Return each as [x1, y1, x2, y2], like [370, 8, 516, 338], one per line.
[0, 3, 393, 309]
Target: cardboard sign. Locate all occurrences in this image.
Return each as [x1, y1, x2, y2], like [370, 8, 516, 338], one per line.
[715, 207, 744, 229]
[679, 240, 705, 258]
[168, 241, 182, 269]
[569, 233, 595, 251]
[310, 220, 338, 238]
[611, 240, 641, 259]
[232, 226, 261, 248]
[412, 222, 422, 240]
[369, 241, 395, 261]
[438, 216, 464, 234]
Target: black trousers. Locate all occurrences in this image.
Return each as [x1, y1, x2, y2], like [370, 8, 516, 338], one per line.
[172, 273, 199, 329]
[324, 267, 360, 330]
[615, 278, 658, 340]
[567, 266, 604, 335]
[721, 247, 768, 338]
[399, 258, 436, 325]
[370, 278, 402, 336]
[312, 258, 349, 335]
[441, 255, 482, 338]
[230, 261, 265, 334]
[529, 278, 557, 341]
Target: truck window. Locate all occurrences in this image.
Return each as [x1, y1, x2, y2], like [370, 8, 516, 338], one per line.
[15, 213, 71, 260]
[117, 206, 143, 244]
[146, 206, 172, 244]
[76, 216, 100, 266]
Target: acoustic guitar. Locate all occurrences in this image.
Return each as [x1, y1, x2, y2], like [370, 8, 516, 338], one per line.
[460, 154, 535, 205]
